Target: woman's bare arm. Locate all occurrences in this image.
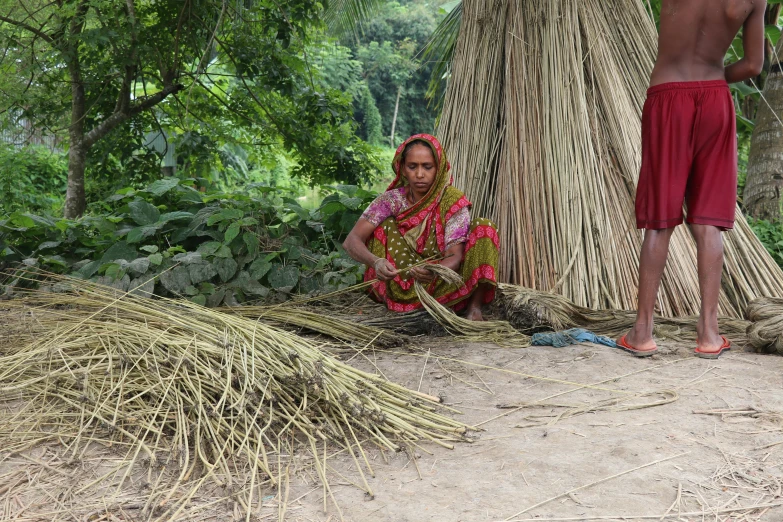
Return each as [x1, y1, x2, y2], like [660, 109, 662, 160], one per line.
[342, 219, 399, 281]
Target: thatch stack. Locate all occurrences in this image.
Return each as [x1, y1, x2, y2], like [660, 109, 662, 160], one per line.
[0, 277, 471, 518]
[438, 0, 783, 318]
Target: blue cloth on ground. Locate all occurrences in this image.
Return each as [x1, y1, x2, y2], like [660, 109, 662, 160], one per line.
[531, 328, 617, 348]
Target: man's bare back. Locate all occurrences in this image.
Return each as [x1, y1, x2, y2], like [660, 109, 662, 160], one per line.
[651, 0, 766, 86]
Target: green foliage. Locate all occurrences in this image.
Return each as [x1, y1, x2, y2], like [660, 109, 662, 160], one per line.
[0, 145, 67, 214]
[314, 44, 385, 145]
[0, 180, 377, 303]
[424, 0, 462, 107]
[0, 0, 384, 213]
[749, 219, 783, 268]
[354, 1, 442, 142]
[327, 1, 442, 145]
[324, 0, 386, 35]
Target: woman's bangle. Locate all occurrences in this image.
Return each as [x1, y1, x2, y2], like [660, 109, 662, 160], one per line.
[373, 258, 385, 270]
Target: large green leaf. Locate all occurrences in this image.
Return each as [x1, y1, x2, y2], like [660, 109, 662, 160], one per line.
[129, 276, 155, 297]
[224, 222, 241, 244]
[268, 265, 300, 292]
[100, 242, 138, 264]
[94, 274, 131, 292]
[339, 195, 363, 210]
[298, 273, 323, 294]
[127, 257, 151, 276]
[213, 257, 238, 282]
[6, 212, 35, 229]
[207, 209, 244, 226]
[249, 258, 273, 280]
[197, 241, 224, 256]
[243, 232, 259, 258]
[766, 25, 782, 46]
[159, 211, 195, 223]
[160, 266, 192, 295]
[231, 271, 269, 297]
[215, 245, 233, 259]
[173, 252, 203, 265]
[78, 260, 103, 278]
[189, 261, 218, 284]
[128, 200, 161, 226]
[37, 241, 62, 251]
[145, 178, 180, 196]
[126, 225, 160, 244]
[206, 288, 226, 307]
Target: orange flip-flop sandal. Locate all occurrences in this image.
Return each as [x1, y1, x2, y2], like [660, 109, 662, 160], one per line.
[617, 335, 658, 358]
[694, 336, 731, 359]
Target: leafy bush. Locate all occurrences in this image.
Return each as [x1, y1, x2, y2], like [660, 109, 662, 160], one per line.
[749, 219, 783, 269]
[0, 180, 376, 304]
[0, 144, 67, 214]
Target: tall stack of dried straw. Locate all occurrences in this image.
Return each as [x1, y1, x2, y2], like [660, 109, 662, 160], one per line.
[437, 0, 783, 319]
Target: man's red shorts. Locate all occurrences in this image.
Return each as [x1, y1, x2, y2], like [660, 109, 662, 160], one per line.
[635, 80, 737, 231]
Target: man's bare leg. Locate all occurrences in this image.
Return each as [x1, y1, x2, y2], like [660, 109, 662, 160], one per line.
[622, 227, 676, 351]
[690, 224, 725, 352]
[465, 283, 490, 322]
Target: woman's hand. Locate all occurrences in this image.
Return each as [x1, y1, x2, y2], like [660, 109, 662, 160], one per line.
[409, 266, 436, 284]
[374, 258, 399, 281]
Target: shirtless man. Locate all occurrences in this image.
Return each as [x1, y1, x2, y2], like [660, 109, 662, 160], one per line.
[618, 0, 766, 359]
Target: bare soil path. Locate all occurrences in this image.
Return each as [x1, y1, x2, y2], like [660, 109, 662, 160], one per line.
[286, 339, 783, 521]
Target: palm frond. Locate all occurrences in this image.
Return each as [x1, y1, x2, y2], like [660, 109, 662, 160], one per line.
[324, 0, 386, 37]
[423, 0, 462, 109]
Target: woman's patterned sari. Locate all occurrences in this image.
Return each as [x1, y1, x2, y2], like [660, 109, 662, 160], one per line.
[362, 134, 500, 312]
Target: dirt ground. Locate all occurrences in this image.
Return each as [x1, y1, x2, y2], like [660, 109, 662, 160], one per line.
[3, 336, 783, 521]
[284, 338, 783, 522]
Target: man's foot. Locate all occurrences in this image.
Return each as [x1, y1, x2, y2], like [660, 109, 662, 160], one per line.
[695, 320, 726, 357]
[465, 307, 485, 322]
[695, 335, 730, 359]
[616, 325, 657, 357]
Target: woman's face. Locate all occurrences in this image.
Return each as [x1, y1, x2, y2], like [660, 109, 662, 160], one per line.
[401, 143, 437, 201]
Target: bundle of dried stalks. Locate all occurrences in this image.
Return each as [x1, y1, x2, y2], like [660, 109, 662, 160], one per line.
[423, 264, 465, 287]
[438, 0, 783, 318]
[498, 283, 751, 347]
[0, 276, 472, 519]
[357, 310, 448, 337]
[746, 297, 783, 354]
[229, 263, 463, 346]
[230, 306, 404, 347]
[414, 282, 530, 347]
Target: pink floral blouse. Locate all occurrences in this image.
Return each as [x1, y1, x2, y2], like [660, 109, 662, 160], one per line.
[361, 187, 471, 249]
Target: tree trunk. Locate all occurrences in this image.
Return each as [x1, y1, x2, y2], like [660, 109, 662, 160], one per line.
[390, 85, 402, 147]
[64, 56, 88, 219]
[745, 40, 783, 221]
[64, 143, 87, 218]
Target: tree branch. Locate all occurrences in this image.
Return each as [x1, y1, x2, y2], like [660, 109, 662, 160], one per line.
[83, 83, 184, 148]
[113, 0, 139, 115]
[0, 14, 54, 44]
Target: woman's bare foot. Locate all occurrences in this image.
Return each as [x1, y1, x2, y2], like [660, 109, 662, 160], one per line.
[465, 307, 485, 321]
[464, 283, 490, 321]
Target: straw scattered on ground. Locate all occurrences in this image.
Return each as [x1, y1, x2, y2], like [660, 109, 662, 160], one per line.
[0, 275, 474, 521]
